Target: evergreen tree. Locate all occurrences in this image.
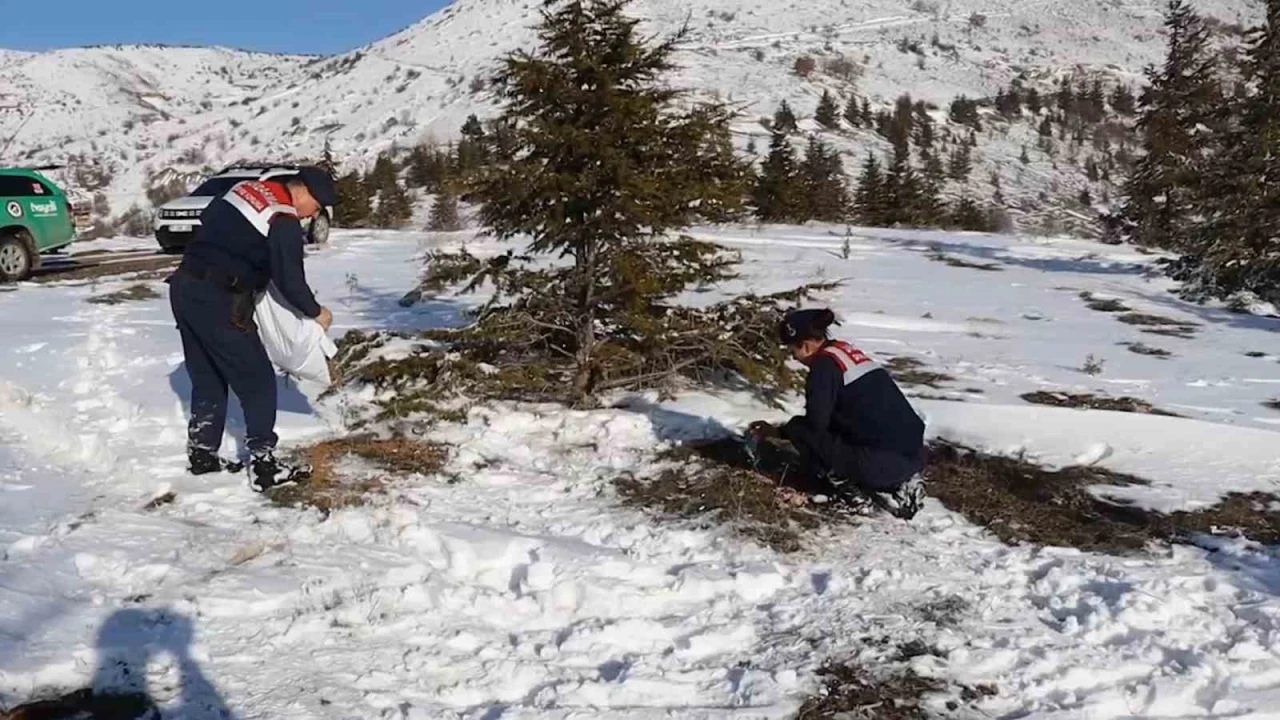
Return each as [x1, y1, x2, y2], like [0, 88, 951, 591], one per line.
[949, 196, 988, 231]
[947, 142, 973, 181]
[843, 95, 863, 128]
[1038, 115, 1054, 138]
[469, 0, 753, 402]
[854, 153, 886, 226]
[406, 143, 449, 191]
[884, 135, 922, 227]
[428, 184, 463, 231]
[1119, 0, 1222, 251]
[334, 170, 371, 227]
[949, 95, 981, 129]
[1026, 87, 1043, 115]
[1056, 78, 1077, 117]
[773, 100, 799, 134]
[372, 177, 412, 228]
[1019, 145, 1031, 164]
[1110, 84, 1137, 115]
[1185, 0, 1280, 303]
[815, 90, 841, 130]
[800, 136, 849, 221]
[860, 97, 874, 126]
[754, 131, 801, 221]
[366, 153, 398, 196]
[318, 138, 337, 177]
[746, 135, 758, 155]
[456, 114, 490, 177]
[1079, 188, 1093, 207]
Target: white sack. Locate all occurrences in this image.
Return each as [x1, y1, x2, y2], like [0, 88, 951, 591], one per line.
[254, 283, 336, 386]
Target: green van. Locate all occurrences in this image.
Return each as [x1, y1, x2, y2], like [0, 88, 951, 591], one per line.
[0, 168, 78, 281]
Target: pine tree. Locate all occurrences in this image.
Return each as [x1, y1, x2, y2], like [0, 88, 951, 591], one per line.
[1026, 87, 1043, 115]
[854, 153, 886, 226]
[456, 114, 490, 177]
[428, 184, 463, 231]
[1086, 157, 1101, 182]
[469, 0, 753, 402]
[1184, 0, 1280, 303]
[773, 100, 799, 134]
[843, 95, 862, 128]
[1038, 115, 1053, 138]
[1079, 188, 1093, 207]
[815, 90, 840, 130]
[947, 143, 973, 181]
[334, 170, 371, 227]
[949, 95, 981, 128]
[318, 138, 337, 177]
[800, 136, 849, 221]
[860, 97, 874, 126]
[407, 143, 449, 191]
[1110, 84, 1137, 115]
[949, 196, 988, 231]
[372, 177, 412, 228]
[1019, 145, 1031, 164]
[1119, 0, 1222, 251]
[754, 131, 801, 221]
[746, 135, 758, 154]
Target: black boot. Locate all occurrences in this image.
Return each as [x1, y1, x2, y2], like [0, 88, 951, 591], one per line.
[189, 449, 244, 476]
[249, 451, 311, 493]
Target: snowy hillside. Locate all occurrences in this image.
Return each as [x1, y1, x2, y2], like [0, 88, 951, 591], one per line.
[0, 0, 1264, 229]
[1, 225, 1278, 717]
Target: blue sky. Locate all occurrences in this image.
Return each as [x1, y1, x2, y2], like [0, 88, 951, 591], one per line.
[0, 0, 451, 55]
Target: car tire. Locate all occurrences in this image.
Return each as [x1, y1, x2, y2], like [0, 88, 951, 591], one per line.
[0, 231, 37, 282]
[307, 212, 331, 245]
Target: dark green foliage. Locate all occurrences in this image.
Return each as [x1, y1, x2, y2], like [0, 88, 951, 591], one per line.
[406, 142, 450, 191]
[1025, 87, 1043, 114]
[773, 100, 798, 134]
[367, 152, 412, 229]
[947, 142, 973, 181]
[854, 153, 886, 226]
[753, 131, 802, 221]
[1111, 84, 1136, 115]
[1120, 0, 1222, 252]
[1020, 145, 1031, 164]
[427, 185, 463, 231]
[949, 196, 991, 231]
[458, 0, 772, 404]
[815, 90, 840, 129]
[334, 170, 371, 227]
[1038, 115, 1053, 137]
[318, 138, 337, 177]
[949, 95, 981, 128]
[1176, 0, 1280, 304]
[843, 95, 862, 127]
[800, 135, 848, 221]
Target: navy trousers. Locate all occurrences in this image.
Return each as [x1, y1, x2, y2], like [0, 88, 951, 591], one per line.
[168, 274, 278, 455]
[782, 419, 922, 492]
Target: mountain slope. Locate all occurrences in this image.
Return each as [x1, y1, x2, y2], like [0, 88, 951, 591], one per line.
[0, 0, 1263, 232]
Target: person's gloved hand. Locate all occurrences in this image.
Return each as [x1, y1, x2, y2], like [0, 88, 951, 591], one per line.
[745, 421, 781, 440]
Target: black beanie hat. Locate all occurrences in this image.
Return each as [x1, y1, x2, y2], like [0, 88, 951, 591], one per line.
[778, 308, 837, 345]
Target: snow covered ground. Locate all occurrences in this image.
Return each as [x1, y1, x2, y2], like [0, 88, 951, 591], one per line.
[1, 226, 1278, 719]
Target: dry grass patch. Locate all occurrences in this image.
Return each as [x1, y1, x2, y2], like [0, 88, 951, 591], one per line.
[926, 442, 1280, 551]
[34, 257, 178, 284]
[1122, 342, 1173, 358]
[795, 664, 941, 719]
[267, 435, 449, 514]
[1116, 312, 1199, 338]
[1020, 390, 1180, 417]
[615, 437, 852, 553]
[884, 356, 955, 388]
[1079, 291, 1130, 313]
[2, 689, 154, 720]
[86, 284, 160, 305]
[927, 248, 1002, 271]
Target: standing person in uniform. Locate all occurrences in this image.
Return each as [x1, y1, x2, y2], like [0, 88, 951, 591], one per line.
[167, 167, 336, 492]
[747, 309, 926, 519]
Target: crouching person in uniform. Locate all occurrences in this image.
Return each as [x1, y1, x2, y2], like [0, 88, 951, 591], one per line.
[167, 167, 336, 492]
[747, 309, 926, 519]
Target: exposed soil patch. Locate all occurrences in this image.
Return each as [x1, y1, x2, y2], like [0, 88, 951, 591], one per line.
[1020, 391, 1180, 417]
[1263, 399, 1280, 412]
[1117, 312, 1199, 338]
[1245, 351, 1268, 358]
[86, 284, 160, 305]
[615, 437, 851, 553]
[794, 660, 997, 719]
[268, 435, 449, 514]
[33, 256, 178, 284]
[1079, 291, 1130, 313]
[795, 663, 942, 719]
[884, 356, 955, 388]
[925, 441, 1280, 551]
[927, 248, 1003, 271]
[1122, 342, 1173, 358]
[1, 689, 155, 720]
[143, 491, 176, 511]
